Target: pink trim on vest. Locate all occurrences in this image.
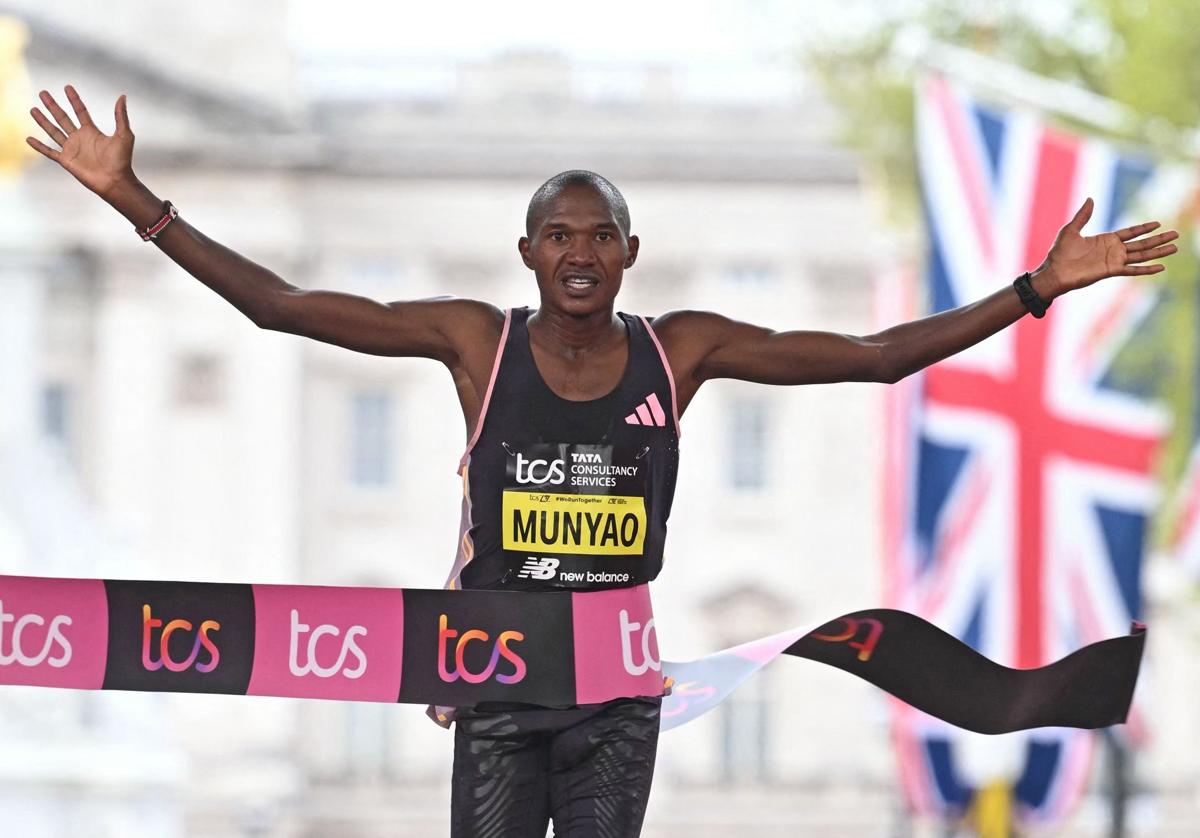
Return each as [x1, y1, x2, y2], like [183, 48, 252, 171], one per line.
[457, 308, 511, 473]
[639, 315, 682, 437]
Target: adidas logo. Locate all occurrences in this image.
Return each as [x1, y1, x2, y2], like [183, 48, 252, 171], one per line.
[625, 393, 667, 427]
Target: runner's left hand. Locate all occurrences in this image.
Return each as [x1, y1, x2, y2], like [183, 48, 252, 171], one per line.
[1035, 197, 1178, 299]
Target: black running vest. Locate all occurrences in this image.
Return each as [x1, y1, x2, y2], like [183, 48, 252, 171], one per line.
[447, 307, 680, 592]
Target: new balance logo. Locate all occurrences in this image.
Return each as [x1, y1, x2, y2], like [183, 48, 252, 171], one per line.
[517, 557, 560, 580]
[624, 393, 667, 427]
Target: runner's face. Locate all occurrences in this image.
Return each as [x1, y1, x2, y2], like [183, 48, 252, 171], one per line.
[519, 185, 638, 315]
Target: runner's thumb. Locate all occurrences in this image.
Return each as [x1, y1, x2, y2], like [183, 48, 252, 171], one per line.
[115, 94, 131, 136]
[1066, 197, 1093, 234]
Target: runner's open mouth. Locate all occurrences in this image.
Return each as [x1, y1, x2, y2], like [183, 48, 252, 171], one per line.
[562, 275, 600, 288]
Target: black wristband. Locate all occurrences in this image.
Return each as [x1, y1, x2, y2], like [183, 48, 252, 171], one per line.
[1013, 272, 1051, 319]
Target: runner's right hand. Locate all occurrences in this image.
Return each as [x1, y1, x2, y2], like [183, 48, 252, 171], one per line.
[27, 85, 135, 199]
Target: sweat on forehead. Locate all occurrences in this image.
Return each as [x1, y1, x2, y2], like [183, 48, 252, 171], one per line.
[525, 170, 631, 239]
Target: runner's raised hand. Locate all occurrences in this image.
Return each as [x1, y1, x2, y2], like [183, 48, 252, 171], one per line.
[23, 82, 501, 366]
[26, 85, 134, 199]
[1035, 197, 1178, 298]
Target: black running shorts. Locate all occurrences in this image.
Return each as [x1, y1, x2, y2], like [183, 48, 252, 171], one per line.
[450, 696, 662, 837]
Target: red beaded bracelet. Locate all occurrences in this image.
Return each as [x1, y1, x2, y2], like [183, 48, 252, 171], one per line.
[137, 200, 178, 241]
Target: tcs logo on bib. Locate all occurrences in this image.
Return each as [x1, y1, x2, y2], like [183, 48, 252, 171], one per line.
[514, 453, 565, 485]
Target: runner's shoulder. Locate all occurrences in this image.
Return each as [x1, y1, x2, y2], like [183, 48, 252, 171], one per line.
[644, 309, 739, 353]
[385, 296, 503, 367]
[418, 296, 505, 347]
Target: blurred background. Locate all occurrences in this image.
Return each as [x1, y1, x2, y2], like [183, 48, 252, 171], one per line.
[1, 0, 1198, 835]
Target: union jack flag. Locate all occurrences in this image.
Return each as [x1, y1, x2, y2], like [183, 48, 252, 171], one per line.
[883, 75, 1167, 825]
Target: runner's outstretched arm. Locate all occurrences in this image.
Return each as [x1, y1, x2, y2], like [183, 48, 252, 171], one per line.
[26, 85, 499, 363]
[653, 198, 1177, 407]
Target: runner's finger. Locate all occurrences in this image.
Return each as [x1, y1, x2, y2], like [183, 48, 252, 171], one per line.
[39, 90, 77, 135]
[29, 107, 67, 146]
[1126, 244, 1177, 264]
[1114, 221, 1159, 242]
[1120, 264, 1165, 276]
[64, 84, 95, 130]
[1125, 230, 1179, 253]
[25, 136, 61, 163]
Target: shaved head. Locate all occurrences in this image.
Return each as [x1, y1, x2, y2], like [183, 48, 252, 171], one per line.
[525, 170, 631, 239]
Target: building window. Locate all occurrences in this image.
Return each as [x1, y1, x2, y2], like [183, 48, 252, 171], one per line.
[346, 256, 404, 297]
[722, 264, 776, 287]
[40, 382, 69, 444]
[728, 398, 769, 490]
[350, 389, 394, 487]
[344, 702, 392, 780]
[174, 353, 225, 407]
[719, 672, 771, 783]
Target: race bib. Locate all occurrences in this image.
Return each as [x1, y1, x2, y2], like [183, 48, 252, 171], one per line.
[500, 443, 653, 587]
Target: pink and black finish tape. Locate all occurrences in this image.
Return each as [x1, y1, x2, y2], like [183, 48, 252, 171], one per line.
[0, 575, 1145, 735]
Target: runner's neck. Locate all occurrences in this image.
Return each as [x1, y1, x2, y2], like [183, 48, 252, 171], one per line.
[528, 306, 625, 359]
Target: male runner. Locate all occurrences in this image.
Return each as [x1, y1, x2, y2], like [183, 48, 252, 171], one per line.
[28, 86, 1177, 837]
